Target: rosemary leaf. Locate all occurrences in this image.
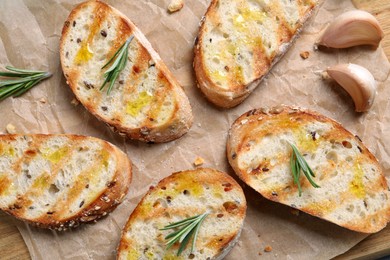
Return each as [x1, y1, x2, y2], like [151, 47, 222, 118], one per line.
[289, 142, 320, 196]
[100, 35, 134, 94]
[160, 212, 209, 256]
[0, 66, 52, 101]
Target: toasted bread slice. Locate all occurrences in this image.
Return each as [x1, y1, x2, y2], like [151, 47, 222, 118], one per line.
[0, 134, 132, 230]
[227, 106, 390, 233]
[60, 0, 192, 142]
[194, 0, 323, 108]
[117, 168, 246, 259]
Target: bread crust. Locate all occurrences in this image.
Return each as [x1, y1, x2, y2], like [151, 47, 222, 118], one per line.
[60, 0, 192, 142]
[117, 168, 246, 259]
[227, 106, 390, 233]
[0, 134, 132, 231]
[194, 0, 325, 108]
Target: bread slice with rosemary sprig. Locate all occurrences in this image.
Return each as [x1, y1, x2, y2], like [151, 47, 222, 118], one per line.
[227, 106, 390, 233]
[60, 0, 192, 143]
[117, 168, 247, 259]
[193, 0, 324, 108]
[0, 134, 132, 230]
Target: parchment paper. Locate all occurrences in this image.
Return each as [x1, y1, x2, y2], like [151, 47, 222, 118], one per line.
[0, 0, 389, 259]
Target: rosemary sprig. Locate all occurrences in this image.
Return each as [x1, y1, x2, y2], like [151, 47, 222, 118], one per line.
[160, 212, 209, 256]
[0, 66, 52, 100]
[100, 35, 134, 94]
[289, 142, 320, 196]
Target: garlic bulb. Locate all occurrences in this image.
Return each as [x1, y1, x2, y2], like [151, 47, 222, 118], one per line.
[316, 10, 384, 49]
[325, 63, 377, 112]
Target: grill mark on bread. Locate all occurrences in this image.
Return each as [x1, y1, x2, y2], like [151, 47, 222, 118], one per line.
[145, 87, 168, 126]
[74, 3, 109, 65]
[105, 17, 132, 63]
[14, 142, 78, 216]
[50, 148, 110, 218]
[11, 137, 45, 174]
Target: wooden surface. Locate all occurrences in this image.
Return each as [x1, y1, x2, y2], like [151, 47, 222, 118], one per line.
[1, 1, 390, 260]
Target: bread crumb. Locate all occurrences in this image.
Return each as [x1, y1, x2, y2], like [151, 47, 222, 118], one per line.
[291, 209, 300, 216]
[264, 245, 273, 252]
[71, 98, 80, 106]
[300, 51, 310, 59]
[168, 0, 184, 13]
[6, 123, 16, 134]
[193, 156, 204, 166]
[39, 98, 47, 104]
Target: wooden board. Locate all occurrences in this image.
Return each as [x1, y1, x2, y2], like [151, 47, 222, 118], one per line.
[0, 1, 389, 259]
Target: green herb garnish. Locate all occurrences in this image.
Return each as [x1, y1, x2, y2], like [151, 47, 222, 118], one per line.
[100, 35, 134, 94]
[289, 142, 320, 196]
[0, 66, 52, 101]
[160, 212, 209, 256]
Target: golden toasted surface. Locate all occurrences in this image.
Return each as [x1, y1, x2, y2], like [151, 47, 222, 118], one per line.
[194, 0, 322, 107]
[60, 0, 192, 142]
[117, 168, 246, 259]
[0, 134, 132, 230]
[227, 106, 390, 233]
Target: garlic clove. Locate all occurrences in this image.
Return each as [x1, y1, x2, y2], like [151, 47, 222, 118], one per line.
[316, 10, 384, 49]
[325, 63, 377, 112]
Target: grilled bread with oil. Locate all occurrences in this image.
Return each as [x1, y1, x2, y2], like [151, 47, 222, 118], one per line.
[194, 0, 323, 108]
[227, 106, 390, 233]
[117, 168, 246, 259]
[60, 0, 192, 143]
[0, 134, 132, 230]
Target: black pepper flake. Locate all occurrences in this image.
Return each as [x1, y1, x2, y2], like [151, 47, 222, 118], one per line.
[363, 200, 368, 208]
[79, 200, 85, 208]
[232, 153, 237, 159]
[101, 106, 108, 111]
[73, 20, 76, 27]
[45, 203, 50, 206]
[77, 38, 81, 43]
[118, 80, 124, 84]
[100, 30, 107, 37]
[65, 51, 69, 58]
[217, 213, 224, 218]
[357, 146, 362, 153]
[209, 38, 212, 43]
[189, 254, 195, 259]
[272, 191, 278, 196]
[47, 211, 55, 215]
[85, 184, 89, 189]
[311, 131, 317, 141]
[183, 190, 189, 195]
[83, 81, 94, 89]
[355, 135, 362, 142]
[262, 167, 269, 172]
[28, 206, 35, 210]
[107, 181, 116, 188]
[64, 21, 70, 27]
[166, 196, 172, 203]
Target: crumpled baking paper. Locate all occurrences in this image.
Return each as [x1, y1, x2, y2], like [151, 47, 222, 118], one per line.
[0, 0, 389, 259]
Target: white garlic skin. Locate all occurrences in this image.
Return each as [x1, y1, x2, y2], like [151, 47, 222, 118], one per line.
[326, 63, 377, 112]
[317, 10, 384, 49]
